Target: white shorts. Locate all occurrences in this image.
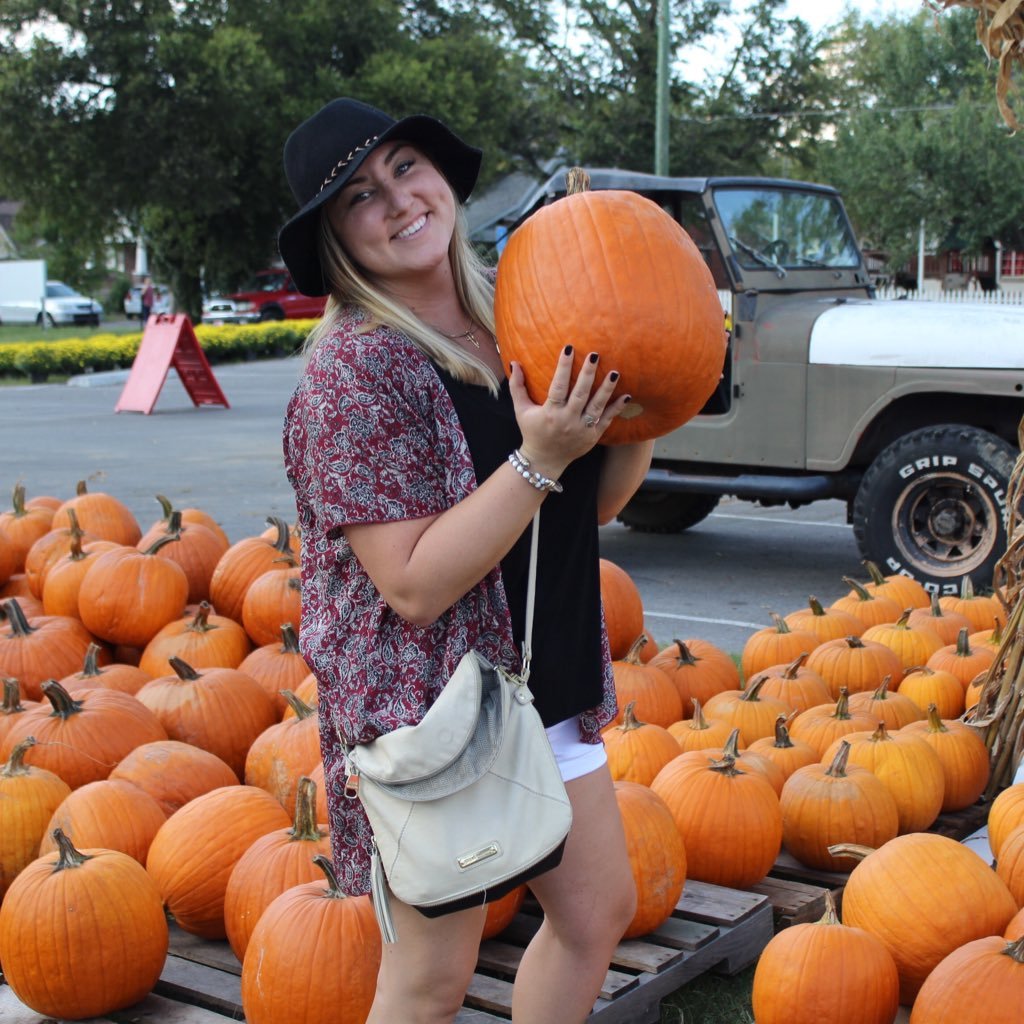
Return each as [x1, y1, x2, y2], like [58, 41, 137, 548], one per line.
[545, 716, 608, 782]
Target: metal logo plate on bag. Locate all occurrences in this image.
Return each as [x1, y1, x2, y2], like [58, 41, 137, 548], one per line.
[457, 842, 501, 870]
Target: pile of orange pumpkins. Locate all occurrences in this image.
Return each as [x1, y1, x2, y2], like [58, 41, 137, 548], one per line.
[1, 479, 1023, 1024]
[599, 556, 1024, 1023]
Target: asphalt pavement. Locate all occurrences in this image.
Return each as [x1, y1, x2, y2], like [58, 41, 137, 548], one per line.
[1, 353, 865, 655]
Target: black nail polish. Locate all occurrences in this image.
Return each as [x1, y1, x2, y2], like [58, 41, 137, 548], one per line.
[609, 371, 620, 382]
[623, 395, 632, 403]
[588, 352, 599, 364]
[563, 345, 573, 356]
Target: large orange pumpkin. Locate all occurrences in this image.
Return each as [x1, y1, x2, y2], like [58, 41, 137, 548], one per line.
[902, 704, 990, 812]
[649, 637, 739, 714]
[0, 828, 168, 1019]
[493, 169, 726, 445]
[0, 484, 55, 573]
[599, 558, 645, 660]
[238, 623, 312, 717]
[50, 480, 142, 546]
[837, 832, 1017, 1004]
[603, 701, 686, 786]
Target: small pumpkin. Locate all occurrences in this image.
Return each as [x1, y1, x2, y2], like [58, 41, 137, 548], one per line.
[146, 784, 291, 939]
[603, 701, 683, 786]
[862, 608, 944, 672]
[649, 637, 739, 714]
[925, 626, 997, 689]
[740, 612, 819, 682]
[897, 664, 966, 719]
[779, 740, 899, 872]
[702, 674, 793, 746]
[0, 828, 168, 1019]
[493, 167, 726, 445]
[0, 484, 55, 573]
[938, 575, 1007, 632]
[860, 560, 930, 609]
[907, 591, 972, 646]
[784, 595, 864, 642]
[667, 698, 734, 753]
[240, 853, 381, 1024]
[59, 642, 152, 697]
[599, 558, 645, 660]
[805, 634, 906, 699]
[995, 824, 1024, 906]
[902, 703, 990, 812]
[828, 575, 903, 629]
[139, 600, 253, 677]
[846, 675, 926, 730]
[238, 623, 313, 717]
[787, 687, 877, 759]
[610, 635, 683, 728]
[224, 775, 332, 961]
[242, 560, 302, 647]
[750, 653, 831, 715]
[747, 714, 819, 782]
[50, 480, 142, 546]
[989, 783, 1024, 859]
[147, 493, 230, 549]
[40, 531, 121, 619]
[752, 892, 900, 1024]
[614, 781, 687, 938]
[137, 507, 229, 604]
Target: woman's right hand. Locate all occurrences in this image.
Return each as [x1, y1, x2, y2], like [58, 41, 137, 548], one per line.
[508, 346, 631, 480]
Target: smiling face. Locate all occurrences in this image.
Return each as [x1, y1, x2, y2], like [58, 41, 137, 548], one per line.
[326, 141, 458, 290]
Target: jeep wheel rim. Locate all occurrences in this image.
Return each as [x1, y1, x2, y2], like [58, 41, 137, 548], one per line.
[892, 471, 1000, 577]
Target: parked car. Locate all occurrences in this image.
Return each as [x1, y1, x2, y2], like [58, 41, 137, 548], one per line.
[501, 168, 1024, 592]
[124, 283, 173, 319]
[201, 268, 326, 324]
[0, 280, 103, 327]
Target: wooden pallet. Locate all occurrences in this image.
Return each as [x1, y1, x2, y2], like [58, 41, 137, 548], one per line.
[151, 878, 774, 1023]
[747, 875, 831, 929]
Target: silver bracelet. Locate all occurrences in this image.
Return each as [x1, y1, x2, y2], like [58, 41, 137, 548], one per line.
[508, 449, 563, 493]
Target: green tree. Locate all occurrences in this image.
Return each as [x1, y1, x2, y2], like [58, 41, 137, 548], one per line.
[0, 0, 549, 317]
[813, 8, 1024, 271]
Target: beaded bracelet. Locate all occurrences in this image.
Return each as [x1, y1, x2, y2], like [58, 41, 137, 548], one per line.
[508, 449, 563, 493]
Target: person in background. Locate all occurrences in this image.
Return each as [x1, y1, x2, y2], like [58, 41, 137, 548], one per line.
[279, 97, 654, 1024]
[140, 275, 155, 325]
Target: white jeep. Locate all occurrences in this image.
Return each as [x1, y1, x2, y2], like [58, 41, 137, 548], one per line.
[506, 169, 1024, 592]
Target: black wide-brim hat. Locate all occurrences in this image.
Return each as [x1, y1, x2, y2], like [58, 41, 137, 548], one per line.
[278, 97, 483, 296]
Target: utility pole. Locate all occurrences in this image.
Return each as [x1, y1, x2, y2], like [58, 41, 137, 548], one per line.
[655, 0, 670, 174]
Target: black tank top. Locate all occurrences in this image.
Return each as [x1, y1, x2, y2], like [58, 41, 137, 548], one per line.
[435, 369, 605, 725]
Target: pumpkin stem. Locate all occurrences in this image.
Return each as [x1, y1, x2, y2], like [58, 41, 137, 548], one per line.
[50, 827, 93, 871]
[706, 752, 743, 777]
[155, 494, 175, 522]
[80, 642, 104, 678]
[782, 652, 809, 679]
[141, 533, 180, 556]
[831, 687, 853, 721]
[169, 656, 202, 682]
[741, 674, 771, 701]
[623, 633, 648, 664]
[769, 612, 792, 634]
[279, 622, 301, 654]
[75, 480, 89, 496]
[842, 576, 874, 602]
[954, 627, 972, 657]
[289, 776, 328, 843]
[863, 560, 887, 586]
[2, 736, 37, 776]
[265, 516, 293, 555]
[807, 596, 826, 616]
[961, 576, 976, 600]
[2, 677, 26, 715]
[722, 728, 742, 759]
[185, 602, 215, 633]
[618, 701, 646, 731]
[669, 639, 700, 667]
[1002, 936, 1024, 963]
[3, 598, 36, 637]
[816, 890, 840, 926]
[893, 608, 913, 629]
[66, 529, 88, 561]
[40, 680, 83, 719]
[689, 698, 712, 730]
[164, 509, 183, 537]
[871, 675, 893, 700]
[827, 842, 875, 861]
[281, 689, 316, 721]
[772, 714, 795, 748]
[869, 721, 890, 742]
[312, 852, 347, 899]
[925, 703, 949, 733]
[10, 483, 27, 516]
[825, 739, 852, 777]
[565, 167, 591, 195]
[842, 635, 866, 649]
[927, 591, 944, 617]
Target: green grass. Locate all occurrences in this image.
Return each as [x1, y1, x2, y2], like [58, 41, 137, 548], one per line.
[660, 964, 756, 1023]
[0, 321, 139, 345]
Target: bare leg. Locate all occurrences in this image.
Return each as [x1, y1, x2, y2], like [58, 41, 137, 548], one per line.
[366, 896, 486, 1024]
[511, 764, 637, 1024]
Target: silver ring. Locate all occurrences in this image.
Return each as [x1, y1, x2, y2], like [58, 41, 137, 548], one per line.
[547, 397, 567, 406]
[584, 415, 596, 428]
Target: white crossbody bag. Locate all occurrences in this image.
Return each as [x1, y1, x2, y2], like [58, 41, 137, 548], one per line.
[344, 510, 573, 942]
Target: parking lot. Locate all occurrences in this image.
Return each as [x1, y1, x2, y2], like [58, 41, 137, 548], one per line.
[1, 356, 864, 654]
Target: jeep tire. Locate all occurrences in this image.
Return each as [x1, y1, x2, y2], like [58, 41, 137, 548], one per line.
[617, 492, 721, 534]
[852, 424, 1016, 592]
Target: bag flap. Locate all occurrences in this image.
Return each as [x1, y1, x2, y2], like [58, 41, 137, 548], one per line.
[349, 650, 490, 784]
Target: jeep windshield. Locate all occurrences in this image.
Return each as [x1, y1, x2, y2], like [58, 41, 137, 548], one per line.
[713, 187, 861, 273]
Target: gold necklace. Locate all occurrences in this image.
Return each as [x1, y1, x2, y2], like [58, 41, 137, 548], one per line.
[441, 323, 480, 348]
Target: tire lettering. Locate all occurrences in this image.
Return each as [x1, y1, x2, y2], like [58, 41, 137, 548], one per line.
[899, 455, 959, 478]
[886, 556, 958, 594]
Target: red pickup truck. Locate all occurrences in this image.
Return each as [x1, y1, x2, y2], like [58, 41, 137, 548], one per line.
[201, 268, 326, 324]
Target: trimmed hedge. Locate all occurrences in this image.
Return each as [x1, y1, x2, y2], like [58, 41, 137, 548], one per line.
[0, 320, 318, 383]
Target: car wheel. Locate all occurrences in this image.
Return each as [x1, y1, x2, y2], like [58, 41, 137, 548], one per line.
[851, 424, 1017, 593]
[259, 307, 285, 322]
[617, 492, 721, 534]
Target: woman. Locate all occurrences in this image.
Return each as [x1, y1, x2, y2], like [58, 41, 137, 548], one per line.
[279, 97, 654, 1024]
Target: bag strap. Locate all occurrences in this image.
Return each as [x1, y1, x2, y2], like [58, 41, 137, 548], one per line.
[519, 509, 541, 684]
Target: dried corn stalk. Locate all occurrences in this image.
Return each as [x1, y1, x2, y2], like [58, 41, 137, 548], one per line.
[928, 0, 1024, 130]
[968, 414, 1024, 795]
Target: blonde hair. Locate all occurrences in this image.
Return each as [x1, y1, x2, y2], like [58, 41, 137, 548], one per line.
[303, 200, 501, 395]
